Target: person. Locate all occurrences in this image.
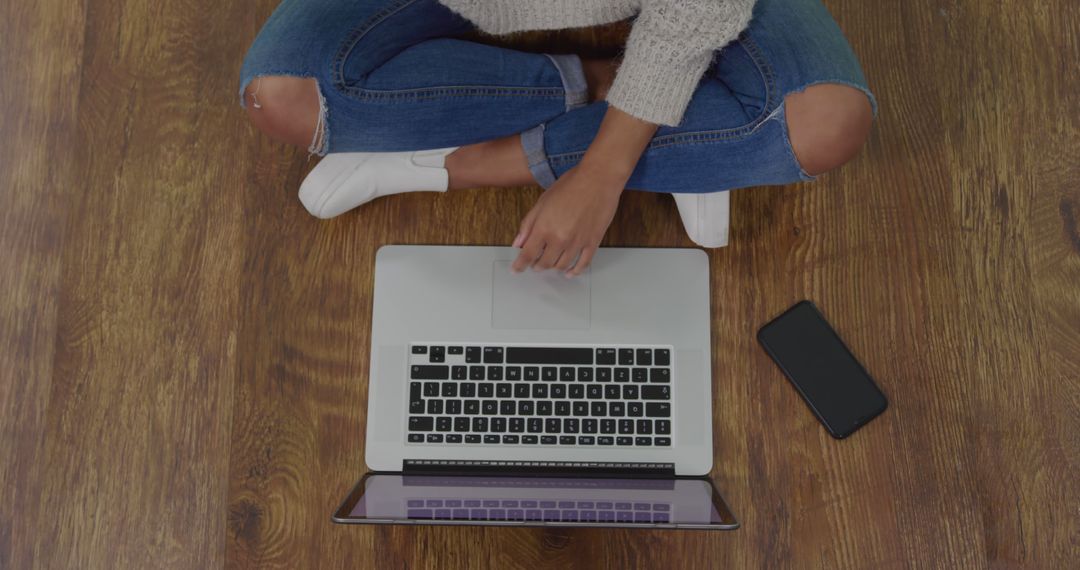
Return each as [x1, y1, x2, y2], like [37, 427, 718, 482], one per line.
[240, 0, 875, 276]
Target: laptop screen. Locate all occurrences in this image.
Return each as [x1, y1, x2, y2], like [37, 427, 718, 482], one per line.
[334, 474, 737, 529]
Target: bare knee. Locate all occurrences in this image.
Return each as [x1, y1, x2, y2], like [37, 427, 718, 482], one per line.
[785, 84, 873, 176]
[243, 76, 321, 149]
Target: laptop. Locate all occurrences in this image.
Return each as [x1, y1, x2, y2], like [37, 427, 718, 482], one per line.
[333, 245, 738, 529]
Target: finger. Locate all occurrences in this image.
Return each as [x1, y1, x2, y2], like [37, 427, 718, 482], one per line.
[555, 245, 580, 272]
[511, 237, 544, 273]
[566, 246, 597, 277]
[514, 206, 541, 248]
[532, 241, 564, 271]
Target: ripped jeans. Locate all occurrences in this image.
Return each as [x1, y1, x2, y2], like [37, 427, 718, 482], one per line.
[239, 0, 874, 194]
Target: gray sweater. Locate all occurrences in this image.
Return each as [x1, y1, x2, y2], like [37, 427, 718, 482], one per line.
[438, 0, 757, 126]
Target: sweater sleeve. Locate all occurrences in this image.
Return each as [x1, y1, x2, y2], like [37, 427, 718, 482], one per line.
[605, 0, 756, 126]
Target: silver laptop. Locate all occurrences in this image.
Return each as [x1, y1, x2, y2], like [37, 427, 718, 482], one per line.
[334, 245, 737, 529]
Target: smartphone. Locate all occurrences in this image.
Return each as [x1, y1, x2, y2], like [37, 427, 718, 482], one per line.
[757, 300, 888, 439]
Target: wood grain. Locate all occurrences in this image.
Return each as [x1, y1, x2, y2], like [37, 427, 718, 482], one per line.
[1, 0, 1077, 568]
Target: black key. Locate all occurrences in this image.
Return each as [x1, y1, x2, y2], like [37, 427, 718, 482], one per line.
[436, 417, 452, 432]
[601, 419, 616, 434]
[446, 400, 462, 415]
[496, 384, 512, 398]
[479, 384, 494, 398]
[484, 435, 500, 444]
[524, 367, 539, 381]
[572, 402, 589, 416]
[551, 385, 566, 399]
[642, 386, 671, 400]
[510, 418, 525, 432]
[469, 366, 484, 380]
[410, 399, 425, 414]
[408, 433, 424, 443]
[635, 437, 652, 446]
[507, 347, 592, 365]
[409, 417, 433, 431]
[460, 383, 476, 398]
[555, 401, 571, 416]
[604, 386, 621, 400]
[482, 400, 498, 415]
[454, 418, 470, 432]
[452, 366, 467, 380]
[483, 347, 504, 363]
[518, 401, 535, 415]
[650, 369, 670, 383]
[587, 385, 603, 399]
[628, 402, 644, 417]
[537, 401, 552, 416]
[618, 348, 634, 365]
[448, 346, 463, 355]
[442, 383, 458, 398]
[491, 418, 507, 432]
[632, 368, 647, 383]
[545, 419, 561, 433]
[636, 419, 652, 434]
[559, 436, 576, 445]
[646, 403, 671, 417]
[616, 436, 633, 446]
[655, 437, 671, 446]
[636, 348, 652, 366]
[596, 348, 617, 365]
[427, 400, 443, 414]
[527, 418, 543, 433]
[500, 401, 515, 415]
[623, 385, 639, 399]
[424, 382, 439, 397]
[614, 368, 630, 382]
[506, 366, 521, 381]
[522, 435, 538, 444]
[465, 434, 481, 443]
[578, 368, 593, 382]
[656, 420, 671, 434]
[487, 366, 503, 381]
[541, 436, 557, 445]
[564, 418, 580, 433]
[464, 400, 480, 414]
[559, 367, 575, 381]
[445, 434, 462, 443]
[412, 345, 428, 354]
[569, 385, 584, 399]
[427, 434, 444, 443]
[473, 417, 488, 432]
[610, 402, 625, 417]
[532, 385, 548, 399]
[619, 419, 635, 434]
[502, 435, 519, 444]
[598, 436, 614, 445]
[430, 346, 446, 363]
[583, 419, 598, 433]
[411, 382, 422, 400]
[514, 385, 530, 399]
[412, 365, 449, 380]
[590, 402, 607, 417]
[655, 348, 670, 366]
[466, 346, 481, 363]
[597, 368, 612, 382]
[578, 436, 596, 445]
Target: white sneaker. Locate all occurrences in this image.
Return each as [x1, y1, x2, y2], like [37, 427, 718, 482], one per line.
[673, 191, 730, 248]
[298, 147, 458, 219]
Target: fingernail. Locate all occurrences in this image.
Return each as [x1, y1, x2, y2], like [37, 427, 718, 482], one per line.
[512, 234, 523, 248]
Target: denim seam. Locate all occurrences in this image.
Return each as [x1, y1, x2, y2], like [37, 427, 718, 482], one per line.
[332, 0, 417, 88]
[339, 86, 568, 101]
[521, 124, 557, 189]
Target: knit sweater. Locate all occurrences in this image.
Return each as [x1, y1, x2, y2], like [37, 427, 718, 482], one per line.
[438, 0, 757, 126]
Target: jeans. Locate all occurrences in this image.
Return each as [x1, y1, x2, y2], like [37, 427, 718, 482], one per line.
[240, 0, 875, 194]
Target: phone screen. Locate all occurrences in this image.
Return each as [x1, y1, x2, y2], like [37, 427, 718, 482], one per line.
[757, 301, 887, 438]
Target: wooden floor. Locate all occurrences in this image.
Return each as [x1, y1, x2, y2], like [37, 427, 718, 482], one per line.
[2, 0, 1078, 567]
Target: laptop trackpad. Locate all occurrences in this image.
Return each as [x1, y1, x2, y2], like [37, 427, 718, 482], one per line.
[492, 261, 590, 330]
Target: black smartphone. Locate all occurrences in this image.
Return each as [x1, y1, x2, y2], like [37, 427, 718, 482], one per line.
[757, 300, 888, 439]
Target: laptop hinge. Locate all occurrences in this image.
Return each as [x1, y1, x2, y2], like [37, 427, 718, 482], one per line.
[402, 459, 675, 479]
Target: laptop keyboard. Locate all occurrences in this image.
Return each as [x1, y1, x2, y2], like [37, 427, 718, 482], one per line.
[406, 345, 673, 447]
[405, 498, 673, 523]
